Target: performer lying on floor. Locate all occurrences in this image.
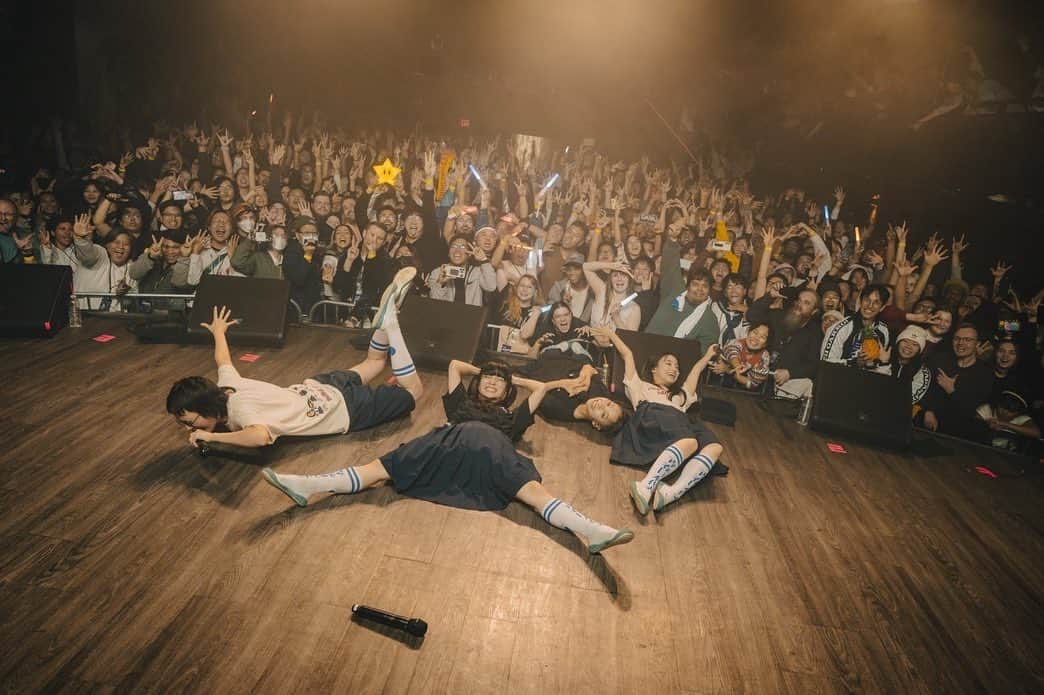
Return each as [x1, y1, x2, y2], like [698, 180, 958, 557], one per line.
[593, 326, 726, 515]
[262, 353, 636, 554]
[519, 348, 632, 434]
[166, 268, 420, 449]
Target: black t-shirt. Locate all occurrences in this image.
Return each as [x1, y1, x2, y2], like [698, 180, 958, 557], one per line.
[442, 383, 535, 442]
[520, 351, 610, 422]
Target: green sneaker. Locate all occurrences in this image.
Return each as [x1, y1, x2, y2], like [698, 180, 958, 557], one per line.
[262, 468, 308, 507]
[589, 529, 635, 554]
[372, 266, 417, 330]
[652, 486, 668, 512]
[629, 481, 650, 516]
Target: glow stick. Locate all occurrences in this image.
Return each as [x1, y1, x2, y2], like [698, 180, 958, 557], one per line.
[540, 304, 553, 313]
[468, 164, 486, 189]
[823, 204, 830, 221]
[538, 173, 560, 197]
[620, 292, 639, 307]
[854, 226, 861, 245]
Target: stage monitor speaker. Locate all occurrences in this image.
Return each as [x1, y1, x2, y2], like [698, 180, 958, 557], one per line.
[0, 264, 72, 338]
[399, 295, 487, 370]
[186, 275, 290, 347]
[811, 361, 911, 449]
[610, 329, 702, 393]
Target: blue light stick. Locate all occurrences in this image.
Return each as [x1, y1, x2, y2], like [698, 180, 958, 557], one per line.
[538, 173, 560, 197]
[620, 292, 639, 307]
[468, 164, 486, 189]
[823, 204, 830, 221]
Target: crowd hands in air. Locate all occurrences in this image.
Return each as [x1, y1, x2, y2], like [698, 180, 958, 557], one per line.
[1, 111, 1040, 452]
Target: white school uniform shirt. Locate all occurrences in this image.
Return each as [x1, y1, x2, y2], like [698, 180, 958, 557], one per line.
[622, 372, 697, 413]
[217, 364, 350, 442]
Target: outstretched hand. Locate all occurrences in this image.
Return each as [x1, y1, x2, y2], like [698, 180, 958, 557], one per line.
[200, 305, 240, 335]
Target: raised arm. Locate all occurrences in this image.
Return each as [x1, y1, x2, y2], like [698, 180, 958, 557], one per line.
[447, 359, 481, 394]
[594, 326, 637, 382]
[582, 261, 608, 302]
[753, 226, 776, 300]
[681, 343, 719, 397]
[200, 305, 240, 369]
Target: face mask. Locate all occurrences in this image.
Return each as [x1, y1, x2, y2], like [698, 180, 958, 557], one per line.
[237, 218, 256, 234]
[270, 236, 287, 251]
[302, 233, 318, 245]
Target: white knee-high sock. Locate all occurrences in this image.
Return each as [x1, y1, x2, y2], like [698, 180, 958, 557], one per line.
[275, 468, 363, 498]
[369, 329, 390, 355]
[541, 498, 618, 545]
[381, 313, 416, 379]
[638, 444, 686, 494]
[658, 451, 717, 505]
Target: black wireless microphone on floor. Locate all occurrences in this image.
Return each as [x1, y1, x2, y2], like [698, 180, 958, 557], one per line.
[351, 604, 428, 638]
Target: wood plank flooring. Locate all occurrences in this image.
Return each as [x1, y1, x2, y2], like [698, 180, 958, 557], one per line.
[0, 318, 1041, 694]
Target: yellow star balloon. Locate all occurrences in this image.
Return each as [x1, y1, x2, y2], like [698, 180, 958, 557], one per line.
[373, 158, 402, 186]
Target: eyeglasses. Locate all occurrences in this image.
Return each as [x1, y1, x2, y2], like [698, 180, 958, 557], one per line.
[178, 414, 201, 429]
[953, 336, 977, 344]
[450, 243, 469, 250]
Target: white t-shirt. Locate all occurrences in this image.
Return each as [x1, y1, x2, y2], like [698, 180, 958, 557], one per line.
[622, 372, 696, 412]
[567, 285, 589, 319]
[217, 365, 350, 441]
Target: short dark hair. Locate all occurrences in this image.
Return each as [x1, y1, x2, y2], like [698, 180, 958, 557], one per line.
[862, 284, 891, 305]
[166, 377, 230, 418]
[954, 322, 979, 337]
[686, 267, 713, 287]
[723, 272, 749, 291]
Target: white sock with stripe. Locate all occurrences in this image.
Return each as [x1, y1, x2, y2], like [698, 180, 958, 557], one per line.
[638, 444, 686, 497]
[270, 468, 363, 499]
[541, 498, 619, 546]
[381, 311, 416, 380]
[657, 452, 717, 506]
[369, 328, 390, 356]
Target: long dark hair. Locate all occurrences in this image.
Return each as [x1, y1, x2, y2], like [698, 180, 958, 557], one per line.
[641, 352, 684, 400]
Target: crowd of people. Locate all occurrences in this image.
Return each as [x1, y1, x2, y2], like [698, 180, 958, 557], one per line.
[2, 115, 1041, 452]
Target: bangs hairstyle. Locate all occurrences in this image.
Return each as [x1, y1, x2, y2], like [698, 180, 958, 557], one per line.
[166, 377, 231, 418]
[466, 360, 518, 408]
[641, 352, 684, 399]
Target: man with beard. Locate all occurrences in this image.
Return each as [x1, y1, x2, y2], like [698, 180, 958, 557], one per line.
[309, 192, 334, 244]
[748, 287, 822, 399]
[187, 209, 243, 284]
[0, 198, 29, 263]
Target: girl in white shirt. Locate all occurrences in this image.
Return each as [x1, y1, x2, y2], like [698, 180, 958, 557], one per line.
[596, 326, 725, 515]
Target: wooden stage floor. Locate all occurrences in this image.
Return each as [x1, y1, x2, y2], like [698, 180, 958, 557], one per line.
[0, 318, 1041, 694]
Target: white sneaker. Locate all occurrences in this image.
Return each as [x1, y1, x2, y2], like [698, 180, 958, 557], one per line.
[373, 267, 417, 330]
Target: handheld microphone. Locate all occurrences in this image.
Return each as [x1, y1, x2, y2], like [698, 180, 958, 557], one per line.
[351, 604, 428, 638]
[197, 441, 211, 458]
